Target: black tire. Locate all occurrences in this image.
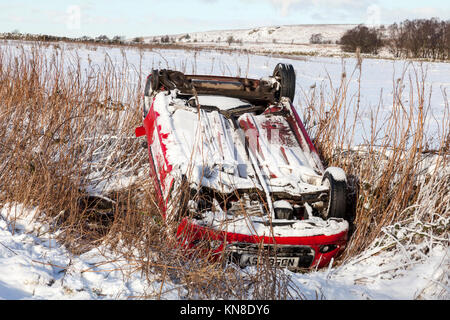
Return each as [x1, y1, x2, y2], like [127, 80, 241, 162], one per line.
[322, 168, 347, 220]
[144, 74, 152, 97]
[143, 70, 160, 118]
[143, 74, 154, 118]
[273, 63, 296, 102]
[151, 69, 160, 92]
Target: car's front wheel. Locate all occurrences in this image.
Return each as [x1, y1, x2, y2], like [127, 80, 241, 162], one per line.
[322, 167, 347, 220]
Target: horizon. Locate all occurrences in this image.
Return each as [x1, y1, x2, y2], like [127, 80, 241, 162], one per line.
[0, 0, 449, 39]
[2, 22, 363, 39]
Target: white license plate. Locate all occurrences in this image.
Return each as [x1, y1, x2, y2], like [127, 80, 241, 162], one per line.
[240, 255, 299, 268]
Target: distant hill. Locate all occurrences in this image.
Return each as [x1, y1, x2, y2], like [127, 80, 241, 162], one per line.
[143, 24, 357, 45]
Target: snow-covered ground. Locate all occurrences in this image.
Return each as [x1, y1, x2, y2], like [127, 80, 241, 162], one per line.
[1, 202, 447, 300]
[0, 40, 448, 300]
[0, 203, 173, 299]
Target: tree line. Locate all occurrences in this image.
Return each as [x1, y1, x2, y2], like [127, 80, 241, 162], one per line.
[0, 31, 138, 45]
[339, 18, 449, 60]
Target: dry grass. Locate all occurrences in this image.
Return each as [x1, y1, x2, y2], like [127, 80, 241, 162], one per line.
[300, 56, 449, 262]
[0, 40, 448, 299]
[0, 41, 296, 299]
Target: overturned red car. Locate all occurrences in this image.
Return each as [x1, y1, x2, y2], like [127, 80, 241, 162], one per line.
[135, 64, 349, 270]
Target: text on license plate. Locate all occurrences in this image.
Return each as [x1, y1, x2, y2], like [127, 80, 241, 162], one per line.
[240, 255, 299, 268]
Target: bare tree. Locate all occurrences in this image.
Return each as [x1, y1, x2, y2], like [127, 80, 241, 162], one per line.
[310, 33, 323, 44]
[226, 35, 235, 46]
[340, 25, 382, 54]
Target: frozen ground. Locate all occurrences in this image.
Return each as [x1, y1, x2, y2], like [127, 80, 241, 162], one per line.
[0, 40, 448, 300]
[0, 203, 447, 300]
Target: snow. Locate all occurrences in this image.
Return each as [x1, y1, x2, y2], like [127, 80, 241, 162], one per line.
[193, 95, 251, 110]
[284, 243, 448, 300]
[196, 211, 349, 238]
[325, 167, 347, 182]
[151, 90, 328, 202]
[153, 93, 262, 195]
[0, 40, 448, 300]
[273, 200, 292, 210]
[144, 24, 355, 46]
[0, 203, 447, 300]
[0, 203, 181, 299]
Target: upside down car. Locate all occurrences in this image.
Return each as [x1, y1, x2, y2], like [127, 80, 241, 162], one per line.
[135, 63, 350, 270]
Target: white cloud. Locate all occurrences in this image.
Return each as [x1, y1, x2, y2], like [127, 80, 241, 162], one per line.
[258, 0, 375, 25]
[378, 7, 450, 24]
[270, 0, 300, 16]
[268, 0, 374, 16]
[251, 0, 448, 24]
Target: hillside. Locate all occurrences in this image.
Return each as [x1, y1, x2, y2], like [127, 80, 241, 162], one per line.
[144, 24, 356, 45]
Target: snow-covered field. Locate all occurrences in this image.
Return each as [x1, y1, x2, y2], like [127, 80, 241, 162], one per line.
[144, 24, 355, 56]
[143, 24, 397, 59]
[0, 40, 448, 300]
[145, 24, 355, 45]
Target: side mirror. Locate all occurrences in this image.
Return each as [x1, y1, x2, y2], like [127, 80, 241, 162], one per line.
[135, 126, 145, 137]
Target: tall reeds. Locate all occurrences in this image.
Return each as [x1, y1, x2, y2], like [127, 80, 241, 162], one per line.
[300, 57, 449, 261]
[0, 41, 295, 299]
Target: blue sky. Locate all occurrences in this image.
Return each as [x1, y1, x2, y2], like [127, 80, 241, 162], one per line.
[0, 0, 449, 38]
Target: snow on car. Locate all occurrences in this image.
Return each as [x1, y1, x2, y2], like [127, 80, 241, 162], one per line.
[135, 64, 350, 270]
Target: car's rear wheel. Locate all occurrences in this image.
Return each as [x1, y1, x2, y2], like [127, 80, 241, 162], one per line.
[273, 63, 296, 102]
[322, 167, 347, 220]
[143, 70, 162, 118]
[151, 69, 160, 91]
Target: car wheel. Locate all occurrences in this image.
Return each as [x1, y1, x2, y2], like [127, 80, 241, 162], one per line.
[143, 71, 161, 118]
[143, 77, 152, 118]
[144, 75, 152, 97]
[273, 63, 296, 102]
[322, 167, 347, 220]
[151, 69, 160, 91]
